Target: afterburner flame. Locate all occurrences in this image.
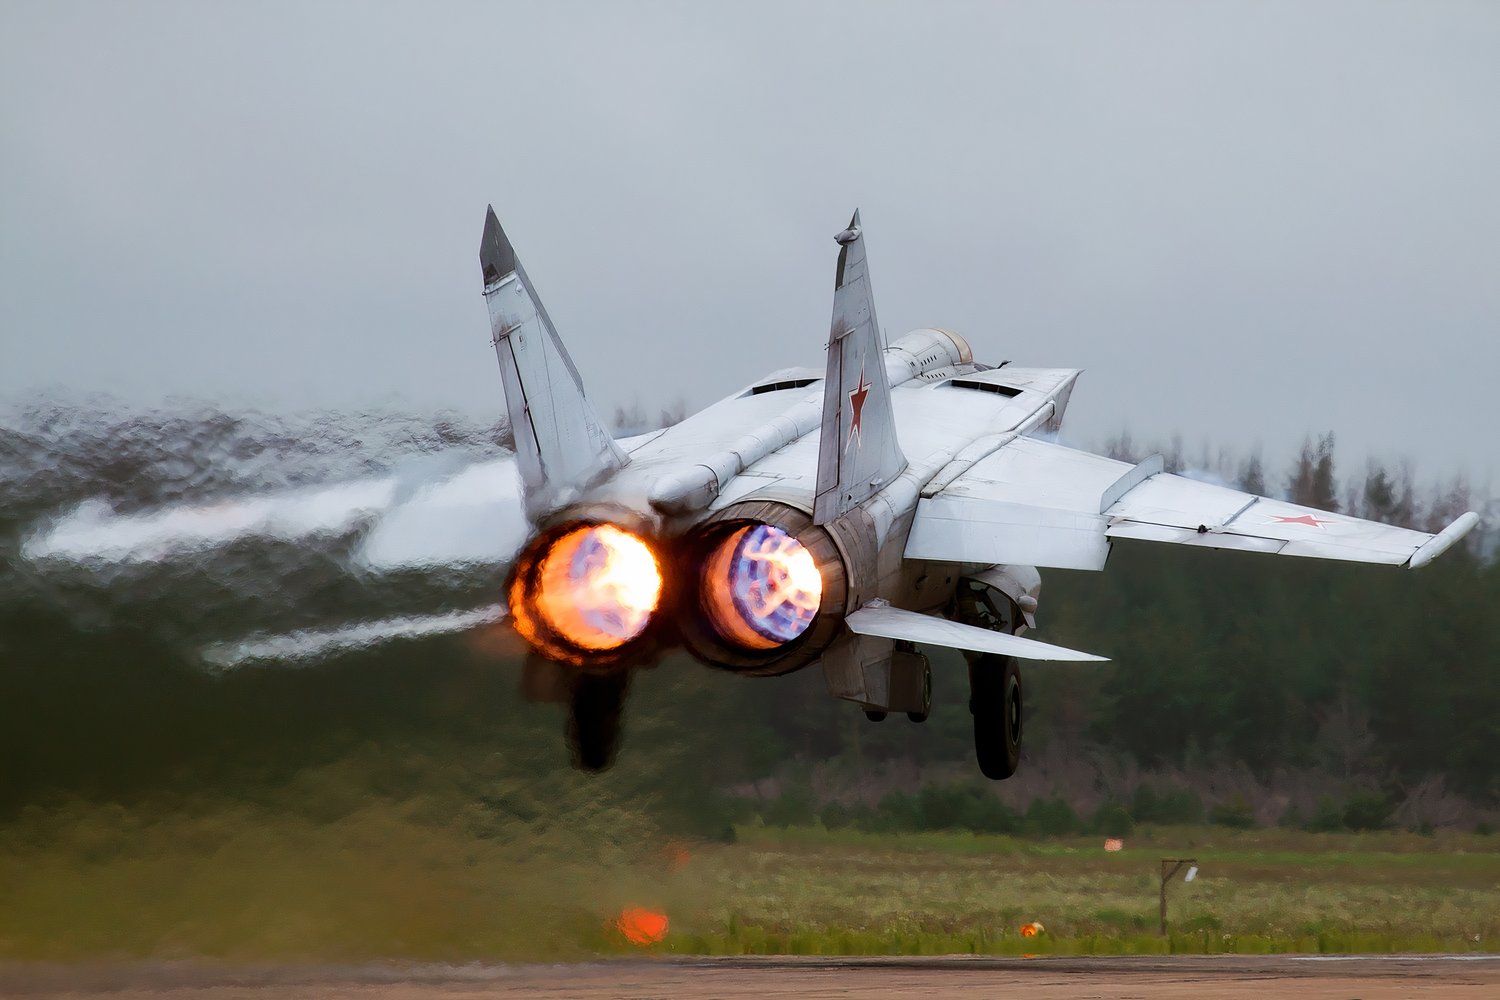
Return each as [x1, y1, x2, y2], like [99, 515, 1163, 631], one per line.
[533, 524, 662, 651]
[704, 523, 822, 649]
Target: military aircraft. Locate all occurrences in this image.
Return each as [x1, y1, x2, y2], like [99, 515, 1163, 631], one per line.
[475, 205, 1479, 778]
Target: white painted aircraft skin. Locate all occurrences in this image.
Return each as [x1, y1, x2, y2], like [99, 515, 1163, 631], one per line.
[602, 342, 1457, 577]
[472, 203, 1478, 702]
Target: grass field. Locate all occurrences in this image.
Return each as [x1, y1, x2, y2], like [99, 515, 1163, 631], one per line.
[2, 794, 1496, 961]
[672, 825, 1500, 956]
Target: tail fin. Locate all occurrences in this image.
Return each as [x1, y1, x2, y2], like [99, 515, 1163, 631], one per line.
[480, 206, 626, 517]
[813, 210, 907, 524]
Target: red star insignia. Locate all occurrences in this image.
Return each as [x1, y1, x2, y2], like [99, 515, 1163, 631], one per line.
[1271, 513, 1333, 528]
[847, 365, 871, 449]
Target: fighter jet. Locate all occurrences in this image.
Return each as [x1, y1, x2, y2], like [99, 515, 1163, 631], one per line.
[480, 206, 1479, 779]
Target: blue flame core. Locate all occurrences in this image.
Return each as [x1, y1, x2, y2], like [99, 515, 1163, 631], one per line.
[727, 524, 818, 643]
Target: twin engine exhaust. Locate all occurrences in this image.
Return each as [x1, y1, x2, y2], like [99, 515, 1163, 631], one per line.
[507, 501, 848, 675]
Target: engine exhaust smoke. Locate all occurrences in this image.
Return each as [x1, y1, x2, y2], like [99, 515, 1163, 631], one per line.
[201, 605, 506, 670]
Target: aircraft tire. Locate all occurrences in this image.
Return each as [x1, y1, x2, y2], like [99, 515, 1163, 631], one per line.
[864, 709, 888, 722]
[971, 654, 1021, 780]
[567, 671, 629, 772]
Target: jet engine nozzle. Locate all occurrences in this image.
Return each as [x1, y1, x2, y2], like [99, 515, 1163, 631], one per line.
[702, 523, 823, 650]
[679, 501, 850, 675]
[507, 510, 665, 669]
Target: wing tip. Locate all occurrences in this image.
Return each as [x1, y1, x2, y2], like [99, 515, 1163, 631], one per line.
[1407, 510, 1481, 569]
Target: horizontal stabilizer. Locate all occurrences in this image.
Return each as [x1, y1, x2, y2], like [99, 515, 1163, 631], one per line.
[844, 603, 1108, 662]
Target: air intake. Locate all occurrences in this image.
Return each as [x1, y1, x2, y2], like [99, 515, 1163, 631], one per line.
[948, 379, 1023, 397]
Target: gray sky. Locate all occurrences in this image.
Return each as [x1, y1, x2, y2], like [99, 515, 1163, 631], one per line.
[3, 1, 1497, 485]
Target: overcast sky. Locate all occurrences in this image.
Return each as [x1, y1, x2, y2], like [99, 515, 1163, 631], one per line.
[2, 1, 1496, 485]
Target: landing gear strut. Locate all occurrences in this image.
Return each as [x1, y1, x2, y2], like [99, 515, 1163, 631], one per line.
[903, 640, 932, 723]
[970, 654, 1022, 780]
[567, 672, 629, 771]
[859, 642, 931, 724]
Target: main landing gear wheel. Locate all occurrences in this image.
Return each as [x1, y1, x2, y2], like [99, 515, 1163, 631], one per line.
[567, 672, 629, 772]
[971, 654, 1022, 780]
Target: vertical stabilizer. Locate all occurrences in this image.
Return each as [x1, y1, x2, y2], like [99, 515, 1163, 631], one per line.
[480, 207, 627, 518]
[813, 210, 907, 524]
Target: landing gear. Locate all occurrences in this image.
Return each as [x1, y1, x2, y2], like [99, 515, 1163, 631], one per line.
[970, 654, 1022, 780]
[567, 671, 629, 771]
[859, 643, 931, 724]
[906, 653, 932, 723]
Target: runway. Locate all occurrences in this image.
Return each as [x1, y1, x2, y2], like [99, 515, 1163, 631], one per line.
[4, 955, 1499, 999]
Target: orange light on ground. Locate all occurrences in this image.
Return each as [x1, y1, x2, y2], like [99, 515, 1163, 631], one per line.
[1020, 921, 1045, 937]
[1104, 838, 1124, 852]
[533, 524, 662, 651]
[617, 907, 669, 946]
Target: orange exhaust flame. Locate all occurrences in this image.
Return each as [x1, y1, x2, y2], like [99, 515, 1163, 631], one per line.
[531, 524, 662, 652]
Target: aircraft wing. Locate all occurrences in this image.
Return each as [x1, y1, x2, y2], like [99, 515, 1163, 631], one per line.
[905, 436, 1480, 571]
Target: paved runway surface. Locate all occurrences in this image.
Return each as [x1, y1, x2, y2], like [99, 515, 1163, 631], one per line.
[4, 955, 1498, 999]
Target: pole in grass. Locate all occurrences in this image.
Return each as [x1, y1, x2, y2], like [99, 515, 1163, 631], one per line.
[1159, 858, 1198, 935]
